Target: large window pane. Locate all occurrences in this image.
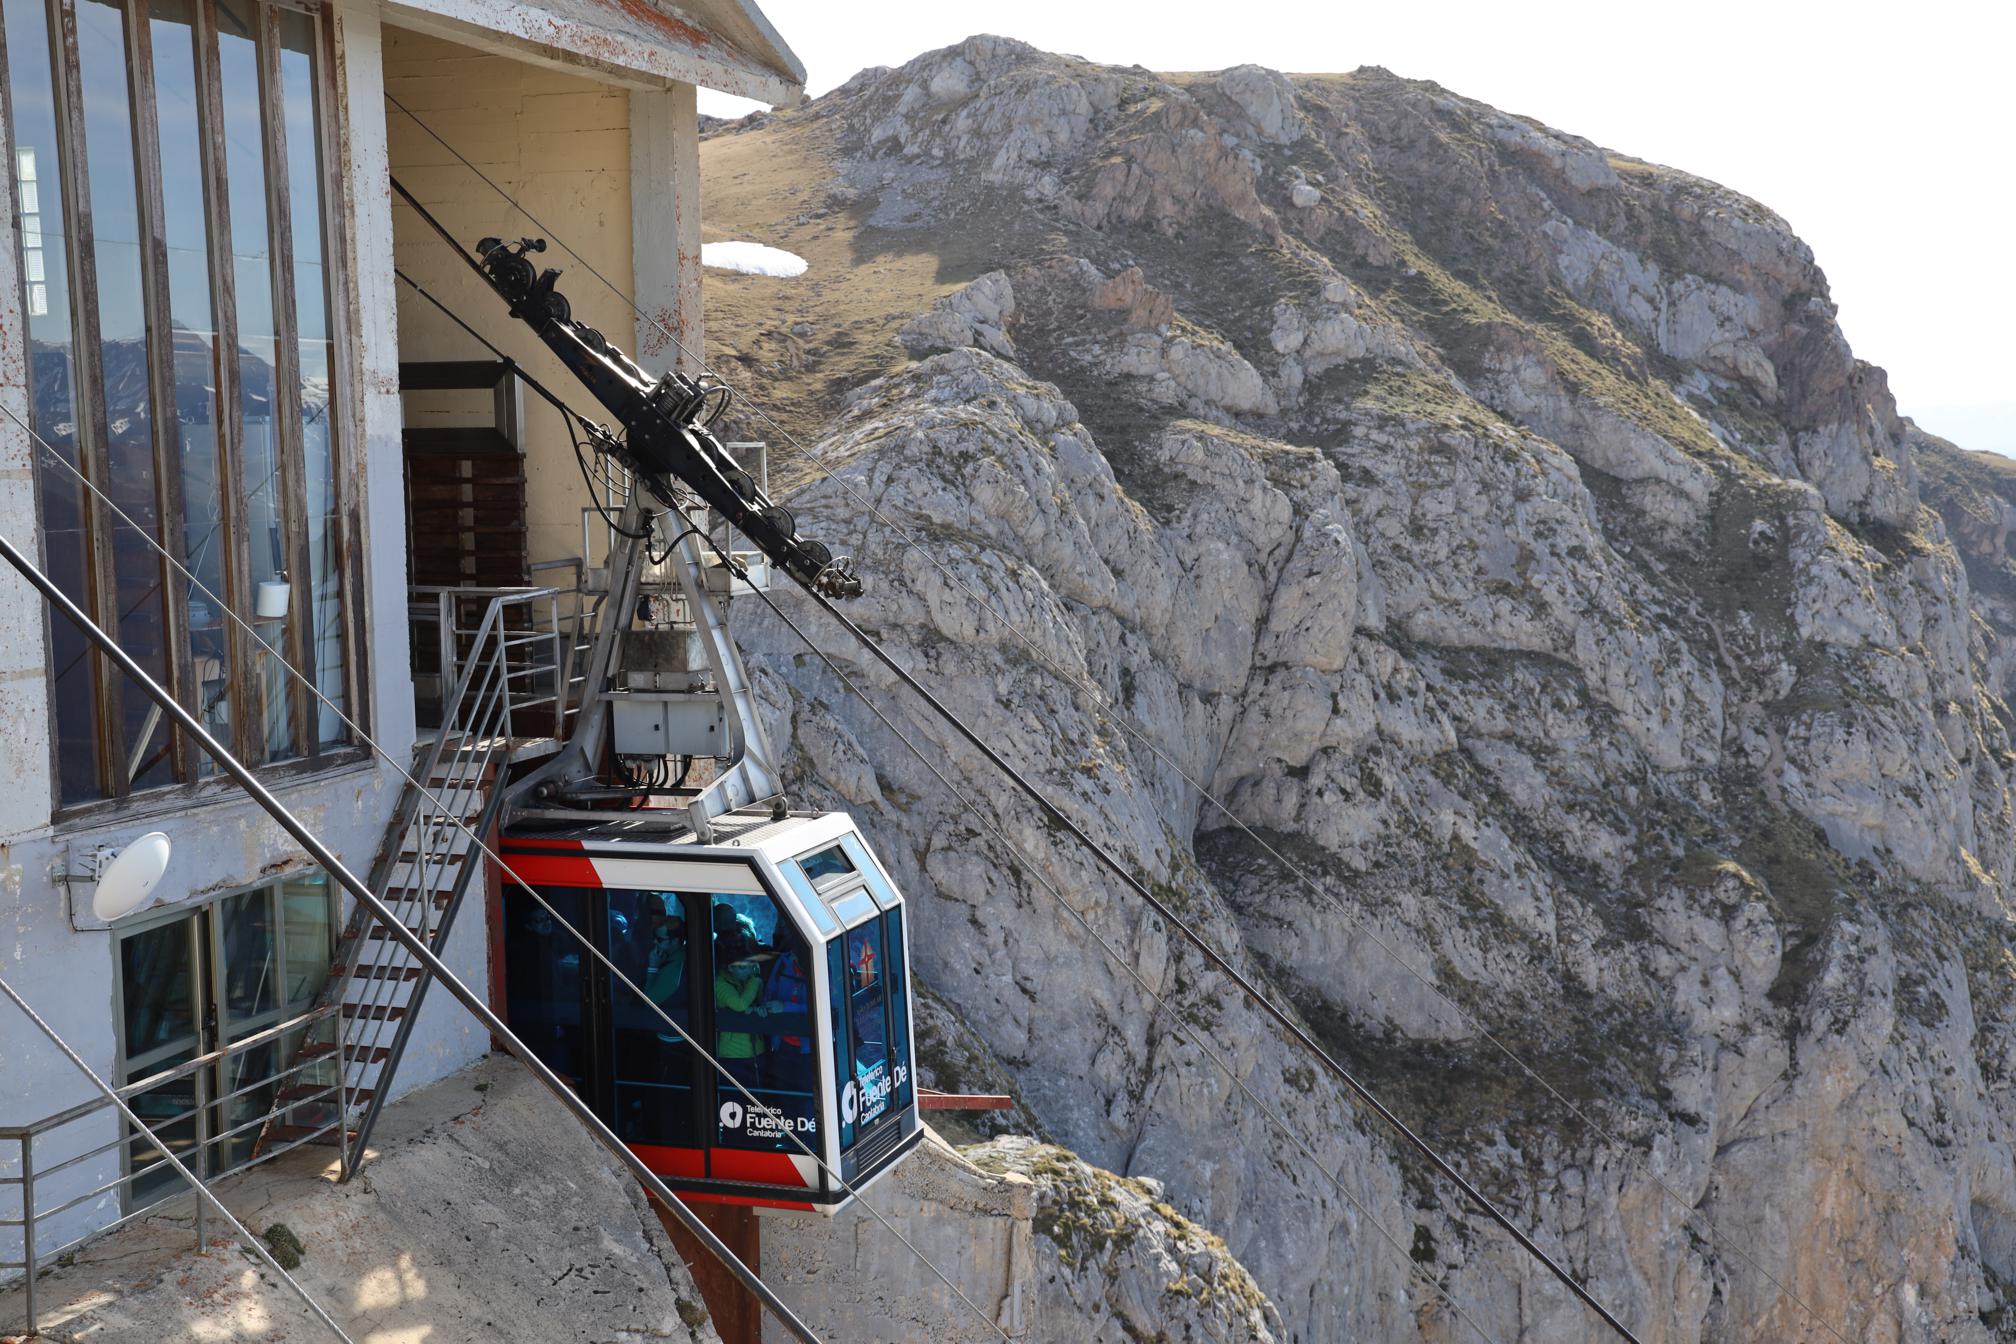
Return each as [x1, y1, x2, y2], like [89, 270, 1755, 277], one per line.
[218, 884, 277, 1024]
[119, 917, 197, 1054]
[4, 0, 101, 802]
[504, 886, 589, 1084]
[885, 906, 912, 1110]
[214, 1033, 275, 1168]
[710, 893, 817, 1153]
[126, 1046, 199, 1205]
[277, 6, 343, 747]
[609, 889, 696, 1147]
[215, 0, 291, 761]
[279, 870, 333, 1004]
[827, 936, 852, 1151]
[77, 0, 174, 790]
[148, 0, 230, 768]
[844, 917, 894, 1131]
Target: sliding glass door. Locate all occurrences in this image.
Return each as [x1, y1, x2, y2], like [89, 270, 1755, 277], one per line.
[113, 870, 336, 1209]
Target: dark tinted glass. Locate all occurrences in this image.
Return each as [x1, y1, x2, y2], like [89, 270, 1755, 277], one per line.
[218, 885, 277, 1023]
[827, 935, 852, 1151]
[609, 889, 696, 1147]
[710, 892, 817, 1152]
[885, 906, 912, 1109]
[119, 919, 196, 1054]
[126, 1046, 198, 1205]
[798, 845, 853, 884]
[844, 918, 894, 1131]
[503, 886, 590, 1085]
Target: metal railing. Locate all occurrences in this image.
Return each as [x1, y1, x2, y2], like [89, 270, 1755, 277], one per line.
[408, 583, 580, 739]
[2, 1003, 336, 1336]
[317, 586, 582, 1174]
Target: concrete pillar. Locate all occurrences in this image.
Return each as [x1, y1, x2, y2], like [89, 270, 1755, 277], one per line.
[627, 79, 709, 706]
[654, 1197, 761, 1344]
[332, 0, 416, 761]
[631, 81, 703, 376]
[0, 89, 55, 838]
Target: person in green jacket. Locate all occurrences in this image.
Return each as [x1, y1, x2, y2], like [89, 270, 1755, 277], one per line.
[715, 954, 767, 1088]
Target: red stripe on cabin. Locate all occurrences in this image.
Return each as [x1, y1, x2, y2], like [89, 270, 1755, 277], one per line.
[497, 852, 602, 886]
[631, 1144, 706, 1179]
[709, 1149, 812, 1188]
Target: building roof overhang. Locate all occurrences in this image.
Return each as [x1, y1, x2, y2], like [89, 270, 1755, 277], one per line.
[381, 0, 805, 103]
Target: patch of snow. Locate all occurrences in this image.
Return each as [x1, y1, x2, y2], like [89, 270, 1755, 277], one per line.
[701, 241, 808, 277]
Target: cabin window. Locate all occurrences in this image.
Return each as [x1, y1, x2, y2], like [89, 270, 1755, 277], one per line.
[0, 0, 357, 810]
[501, 886, 589, 1087]
[829, 911, 911, 1150]
[708, 892, 817, 1152]
[607, 889, 695, 1148]
[503, 883, 820, 1160]
[797, 844, 853, 886]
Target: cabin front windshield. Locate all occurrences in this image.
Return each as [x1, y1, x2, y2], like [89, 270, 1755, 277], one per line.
[829, 906, 912, 1150]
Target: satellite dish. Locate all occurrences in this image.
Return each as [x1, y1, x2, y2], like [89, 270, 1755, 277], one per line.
[92, 832, 171, 922]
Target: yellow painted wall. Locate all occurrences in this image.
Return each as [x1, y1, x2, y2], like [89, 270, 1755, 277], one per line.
[383, 27, 636, 571]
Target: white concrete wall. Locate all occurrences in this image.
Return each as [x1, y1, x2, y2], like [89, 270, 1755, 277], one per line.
[337, 0, 495, 1103]
[0, 0, 481, 1272]
[0, 75, 53, 834]
[384, 25, 638, 571]
[760, 1134, 1036, 1343]
[2, 0, 719, 1277]
[631, 81, 703, 376]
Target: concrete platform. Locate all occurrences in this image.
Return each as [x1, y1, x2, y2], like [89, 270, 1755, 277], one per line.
[1, 1056, 721, 1343]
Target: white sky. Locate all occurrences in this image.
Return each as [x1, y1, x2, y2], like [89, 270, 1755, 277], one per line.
[703, 0, 2013, 452]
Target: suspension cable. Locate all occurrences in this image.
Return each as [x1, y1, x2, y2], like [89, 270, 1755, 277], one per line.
[0, 397, 1011, 1344]
[379, 93, 1854, 1344]
[741, 575, 1503, 1344]
[761, 572, 1641, 1339]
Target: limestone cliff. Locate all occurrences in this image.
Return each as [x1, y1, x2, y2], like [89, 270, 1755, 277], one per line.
[702, 36, 2016, 1343]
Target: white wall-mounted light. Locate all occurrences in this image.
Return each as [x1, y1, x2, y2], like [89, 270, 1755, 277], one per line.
[91, 832, 172, 922]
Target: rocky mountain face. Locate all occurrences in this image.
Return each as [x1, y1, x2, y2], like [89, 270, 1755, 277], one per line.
[701, 36, 2016, 1342]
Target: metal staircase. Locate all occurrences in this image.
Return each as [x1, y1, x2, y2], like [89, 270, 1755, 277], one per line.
[253, 585, 583, 1174]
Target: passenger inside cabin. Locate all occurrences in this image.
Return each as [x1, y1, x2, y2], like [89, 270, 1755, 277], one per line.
[645, 908, 687, 1044]
[764, 947, 810, 1072]
[714, 949, 767, 1087]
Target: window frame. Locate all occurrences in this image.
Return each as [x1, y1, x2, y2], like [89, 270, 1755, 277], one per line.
[109, 865, 339, 1210]
[0, 0, 367, 821]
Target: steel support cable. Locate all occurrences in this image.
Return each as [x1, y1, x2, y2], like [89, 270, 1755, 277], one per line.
[0, 976, 357, 1343]
[742, 577, 1504, 1344]
[0, 528, 826, 1344]
[374, 101, 1852, 1344]
[392, 264, 650, 542]
[372, 111, 1636, 1341]
[0, 399, 1012, 1344]
[771, 580, 1642, 1340]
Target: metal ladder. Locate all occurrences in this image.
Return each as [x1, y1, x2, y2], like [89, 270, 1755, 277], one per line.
[252, 586, 579, 1175]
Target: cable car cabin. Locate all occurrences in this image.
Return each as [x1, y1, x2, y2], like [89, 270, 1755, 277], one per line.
[495, 810, 921, 1213]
